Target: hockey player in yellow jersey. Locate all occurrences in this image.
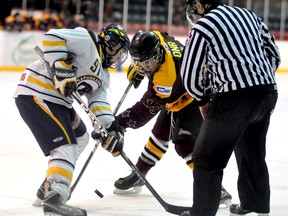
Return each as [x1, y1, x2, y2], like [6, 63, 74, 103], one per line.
[14, 24, 130, 216]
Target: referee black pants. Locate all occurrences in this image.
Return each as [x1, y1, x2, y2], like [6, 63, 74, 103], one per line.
[190, 87, 278, 216]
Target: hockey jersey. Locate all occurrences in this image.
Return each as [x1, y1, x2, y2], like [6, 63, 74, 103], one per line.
[14, 27, 115, 125]
[117, 31, 185, 129]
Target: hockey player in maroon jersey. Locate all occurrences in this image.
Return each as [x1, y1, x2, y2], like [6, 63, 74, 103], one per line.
[109, 30, 232, 206]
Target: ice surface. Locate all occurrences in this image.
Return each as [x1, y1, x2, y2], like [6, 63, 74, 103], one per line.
[0, 72, 287, 216]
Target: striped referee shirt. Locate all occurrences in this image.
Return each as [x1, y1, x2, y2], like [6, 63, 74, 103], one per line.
[180, 4, 281, 102]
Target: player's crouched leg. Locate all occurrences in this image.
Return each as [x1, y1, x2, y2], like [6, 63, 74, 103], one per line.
[32, 132, 89, 207]
[43, 144, 87, 216]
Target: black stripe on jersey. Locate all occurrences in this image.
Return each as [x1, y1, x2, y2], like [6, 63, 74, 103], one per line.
[27, 68, 53, 83]
[206, 8, 249, 90]
[227, 8, 260, 86]
[44, 33, 66, 41]
[17, 84, 71, 104]
[201, 6, 275, 91]
[87, 30, 99, 52]
[224, 7, 271, 85]
[182, 31, 207, 98]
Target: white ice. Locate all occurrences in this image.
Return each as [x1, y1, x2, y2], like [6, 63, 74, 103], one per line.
[0, 72, 287, 216]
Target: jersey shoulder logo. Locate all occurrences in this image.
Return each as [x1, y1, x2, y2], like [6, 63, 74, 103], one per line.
[156, 85, 172, 95]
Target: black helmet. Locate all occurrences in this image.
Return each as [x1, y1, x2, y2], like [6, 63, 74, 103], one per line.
[199, 0, 221, 3]
[184, 0, 221, 24]
[184, 0, 198, 25]
[129, 30, 162, 72]
[185, 0, 197, 14]
[98, 24, 130, 68]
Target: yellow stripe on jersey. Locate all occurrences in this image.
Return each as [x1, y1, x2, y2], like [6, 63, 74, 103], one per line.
[91, 105, 112, 114]
[42, 40, 66, 47]
[27, 76, 55, 91]
[146, 140, 165, 159]
[33, 96, 72, 144]
[151, 31, 177, 99]
[58, 60, 72, 68]
[166, 92, 194, 112]
[47, 166, 73, 181]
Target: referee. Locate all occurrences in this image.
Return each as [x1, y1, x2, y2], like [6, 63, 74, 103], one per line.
[180, 0, 280, 216]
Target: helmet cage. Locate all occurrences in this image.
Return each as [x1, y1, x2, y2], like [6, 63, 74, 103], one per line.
[99, 24, 130, 68]
[134, 46, 162, 72]
[104, 39, 128, 68]
[130, 31, 162, 73]
[185, 0, 202, 25]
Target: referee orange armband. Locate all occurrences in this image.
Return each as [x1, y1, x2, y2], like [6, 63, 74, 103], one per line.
[166, 92, 193, 112]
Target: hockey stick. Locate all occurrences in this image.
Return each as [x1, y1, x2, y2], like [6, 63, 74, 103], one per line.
[70, 81, 133, 194]
[72, 95, 191, 215]
[120, 151, 191, 215]
[70, 141, 100, 194]
[34, 46, 190, 214]
[114, 80, 134, 114]
[34, 45, 128, 194]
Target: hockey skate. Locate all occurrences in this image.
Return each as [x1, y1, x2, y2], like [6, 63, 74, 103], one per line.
[43, 183, 86, 216]
[113, 171, 147, 194]
[33, 180, 73, 207]
[33, 181, 45, 207]
[230, 204, 270, 215]
[219, 186, 232, 208]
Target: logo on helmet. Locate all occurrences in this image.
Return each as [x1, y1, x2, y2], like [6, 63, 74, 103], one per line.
[104, 35, 111, 41]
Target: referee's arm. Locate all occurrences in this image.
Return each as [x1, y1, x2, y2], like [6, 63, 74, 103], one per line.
[260, 20, 281, 71]
[180, 30, 208, 102]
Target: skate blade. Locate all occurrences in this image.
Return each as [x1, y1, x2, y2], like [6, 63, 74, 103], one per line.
[219, 198, 232, 208]
[32, 198, 43, 207]
[44, 212, 62, 216]
[113, 186, 142, 195]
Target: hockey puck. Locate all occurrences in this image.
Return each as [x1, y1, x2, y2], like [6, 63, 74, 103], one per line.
[94, 189, 104, 198]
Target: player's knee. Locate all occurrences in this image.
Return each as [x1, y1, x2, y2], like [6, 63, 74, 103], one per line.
[151, 124, 170, 141]
[50, 144, 78, 165]
[76, 131, 89, 157]
[174, 143, 194, 159]
[174, 143, 194, 169]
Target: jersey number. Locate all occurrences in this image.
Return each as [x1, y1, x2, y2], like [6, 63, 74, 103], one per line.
[90, 59, 100, 75]
[143, 99, 163, 115]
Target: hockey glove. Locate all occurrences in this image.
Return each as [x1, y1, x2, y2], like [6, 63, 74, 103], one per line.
[53, 59, 77, 97]
[127, 63, 145, 89]
[92, 120, 125, 157]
